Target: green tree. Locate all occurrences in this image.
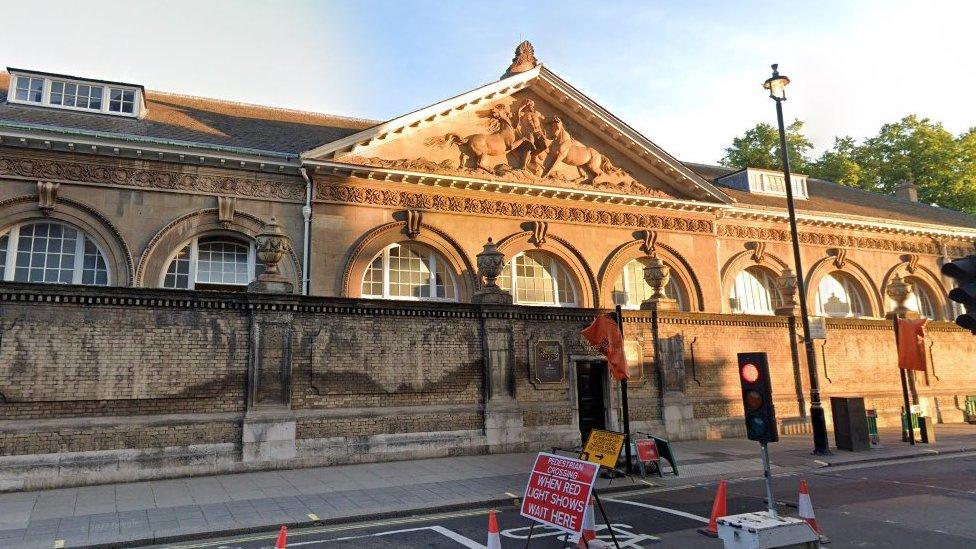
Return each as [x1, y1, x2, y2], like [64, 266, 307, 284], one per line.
[854, 115, 976, 212]
[809, 136, 862, 187]
[720, 120, 812, 172]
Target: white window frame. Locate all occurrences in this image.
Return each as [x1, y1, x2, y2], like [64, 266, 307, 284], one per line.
[815, 272, 868, 318]
[7, 71, 143, 118]
[159, 235, 257, 290]
[13, 75, 45, 103]
[0, 221, 111, 285]
[361, 243, 458, 302]
[615, 258, 686, 310]
[502, 251, 577, 307]
[730, 266, 778, 315]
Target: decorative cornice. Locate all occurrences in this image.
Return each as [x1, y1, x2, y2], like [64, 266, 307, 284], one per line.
[0, 152, 304, 202]
[718, 224, 942, 255]
[316, 182, 714, 234]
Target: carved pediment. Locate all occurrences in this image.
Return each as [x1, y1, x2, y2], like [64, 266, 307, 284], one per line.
[305, 60, 731, 204]
[336, 92, 678, 199]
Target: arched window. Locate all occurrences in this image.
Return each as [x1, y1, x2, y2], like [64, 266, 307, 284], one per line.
[497, 251, 577, 306]
[905, 276, 937, 319]
[730, 266, 780, 315]
[0, 221, 109, 285]
[162, 235, 261, 291]
[361, 242, 457, 301]
[612, 258, 687, 310]
[815, 271, 869, 317]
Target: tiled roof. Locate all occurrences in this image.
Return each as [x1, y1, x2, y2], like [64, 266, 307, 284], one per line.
[0, 72, 376, 156]
[3, 69, 975, 231]
[683, 162, 976, 230]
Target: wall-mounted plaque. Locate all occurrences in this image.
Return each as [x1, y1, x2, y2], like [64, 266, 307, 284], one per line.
[624, 340, 644, 381]
[532, 339, 565, 383]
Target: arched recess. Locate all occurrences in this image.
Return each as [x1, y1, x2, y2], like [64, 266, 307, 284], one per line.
[495, 231, 598, 308]
[805, 255, 882, 318]
[598, 240, 704, 311]
[136, 209, 301, 290]
[0, 194, 134, 286]
[880, 261, 948, 320]
[341, 221, 477, 301]
[720, 248, 789, 314]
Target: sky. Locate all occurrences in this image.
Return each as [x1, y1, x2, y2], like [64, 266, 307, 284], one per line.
[2, 0, 975, 164]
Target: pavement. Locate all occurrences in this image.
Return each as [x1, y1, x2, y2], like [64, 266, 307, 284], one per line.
[0, 423, 973, 548]
[185, 452, 976, 548]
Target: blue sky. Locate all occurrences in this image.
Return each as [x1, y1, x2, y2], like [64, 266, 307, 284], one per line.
[3, 1, 975, 164]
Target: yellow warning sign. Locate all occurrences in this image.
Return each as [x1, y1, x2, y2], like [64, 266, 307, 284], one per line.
[580, 429, 625, 469]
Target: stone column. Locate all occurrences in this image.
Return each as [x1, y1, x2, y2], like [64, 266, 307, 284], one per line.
[242, 312, 297, 463]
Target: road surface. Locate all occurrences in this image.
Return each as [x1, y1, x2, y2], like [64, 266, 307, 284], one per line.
[147, 452, 976, 548]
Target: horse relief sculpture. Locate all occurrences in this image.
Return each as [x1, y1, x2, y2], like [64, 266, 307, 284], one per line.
[424, 103, 525, 172]
[343, 100, 672, 199]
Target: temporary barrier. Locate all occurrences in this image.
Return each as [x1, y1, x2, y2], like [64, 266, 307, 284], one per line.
[798, 479, 829, 543]
[697, 480, 727, 538]
[576, 496, 596, 548]
[866, 409, 880, 447]
[487, 510, 501, 549]
[275, 525, 288, 549]
[652, 435, 679, 476]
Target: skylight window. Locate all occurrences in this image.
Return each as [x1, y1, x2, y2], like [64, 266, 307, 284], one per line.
[6, 68, 144, 118]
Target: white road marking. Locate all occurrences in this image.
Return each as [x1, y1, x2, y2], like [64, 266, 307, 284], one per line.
[53, 542, 65, 549]
[287, 525, 486, 548]
[501, 523, 658, 547]
[505, 491, 519, 498]
[603, 497, 710, 523]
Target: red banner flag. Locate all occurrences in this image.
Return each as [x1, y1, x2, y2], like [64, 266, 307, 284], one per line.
[897, 317, 928, 371]
[581, 314, 629, 380]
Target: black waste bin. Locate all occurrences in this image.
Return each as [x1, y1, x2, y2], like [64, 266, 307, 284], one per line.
[831, 397, 870, 451]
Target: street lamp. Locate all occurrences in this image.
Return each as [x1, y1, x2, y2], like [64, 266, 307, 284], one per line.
[611, 289, 634, 472]
[763, 64, 830, 455]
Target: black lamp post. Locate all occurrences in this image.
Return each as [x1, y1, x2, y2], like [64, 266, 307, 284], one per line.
[612, 289, 634, 473]
[763, 64, 830, 455]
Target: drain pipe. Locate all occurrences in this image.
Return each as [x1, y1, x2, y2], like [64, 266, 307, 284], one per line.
[299, 166, 313, 296]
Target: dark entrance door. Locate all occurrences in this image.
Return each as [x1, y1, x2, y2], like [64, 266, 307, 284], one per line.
[576, 360, 607, 442]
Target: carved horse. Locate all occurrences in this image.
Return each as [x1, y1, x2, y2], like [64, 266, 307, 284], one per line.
[424, 104, 524, 172]
[542, 116, 620, 182]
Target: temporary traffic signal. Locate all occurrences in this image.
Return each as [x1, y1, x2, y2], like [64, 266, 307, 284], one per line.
[737, 352, 778, 443]
[942, 255, 976, 333]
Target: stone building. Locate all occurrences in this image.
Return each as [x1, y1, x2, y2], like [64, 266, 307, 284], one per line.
[1, 44, 975, 489]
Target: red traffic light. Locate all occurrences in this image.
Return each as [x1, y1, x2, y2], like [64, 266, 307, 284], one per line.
[740, 363, 760, 383]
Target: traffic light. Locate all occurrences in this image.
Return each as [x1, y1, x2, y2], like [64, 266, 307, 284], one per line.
[737, 352, 778, 443]
[942, 255, 976, 333]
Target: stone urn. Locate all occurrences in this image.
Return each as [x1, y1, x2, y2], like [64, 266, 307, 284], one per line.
[774, 267, 800, 316]
[640, 256, 676, 310]
[248, 217, 294, 294]
[885, 272, 913, 318]
[473, 237, 513, 305]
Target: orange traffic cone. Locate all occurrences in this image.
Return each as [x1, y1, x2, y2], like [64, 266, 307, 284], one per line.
[697, 480, 727, 538]
[486, 510, 502, 549]
[275, 525, 288, 548]
[798, 480, 829, 543]
[576, 496, 597, 547]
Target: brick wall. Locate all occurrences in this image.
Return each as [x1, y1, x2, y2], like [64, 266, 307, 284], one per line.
[1, 283, 975, 488]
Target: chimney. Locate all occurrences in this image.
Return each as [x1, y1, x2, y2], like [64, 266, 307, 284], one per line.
[894, 179, 918, 202]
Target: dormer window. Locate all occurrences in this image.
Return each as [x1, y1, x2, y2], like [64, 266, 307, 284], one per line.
[14, 75, 44, 103]
[50, 81, 103, 110]
[6, 68, 144, 118]
[716, 167, 809, 199]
